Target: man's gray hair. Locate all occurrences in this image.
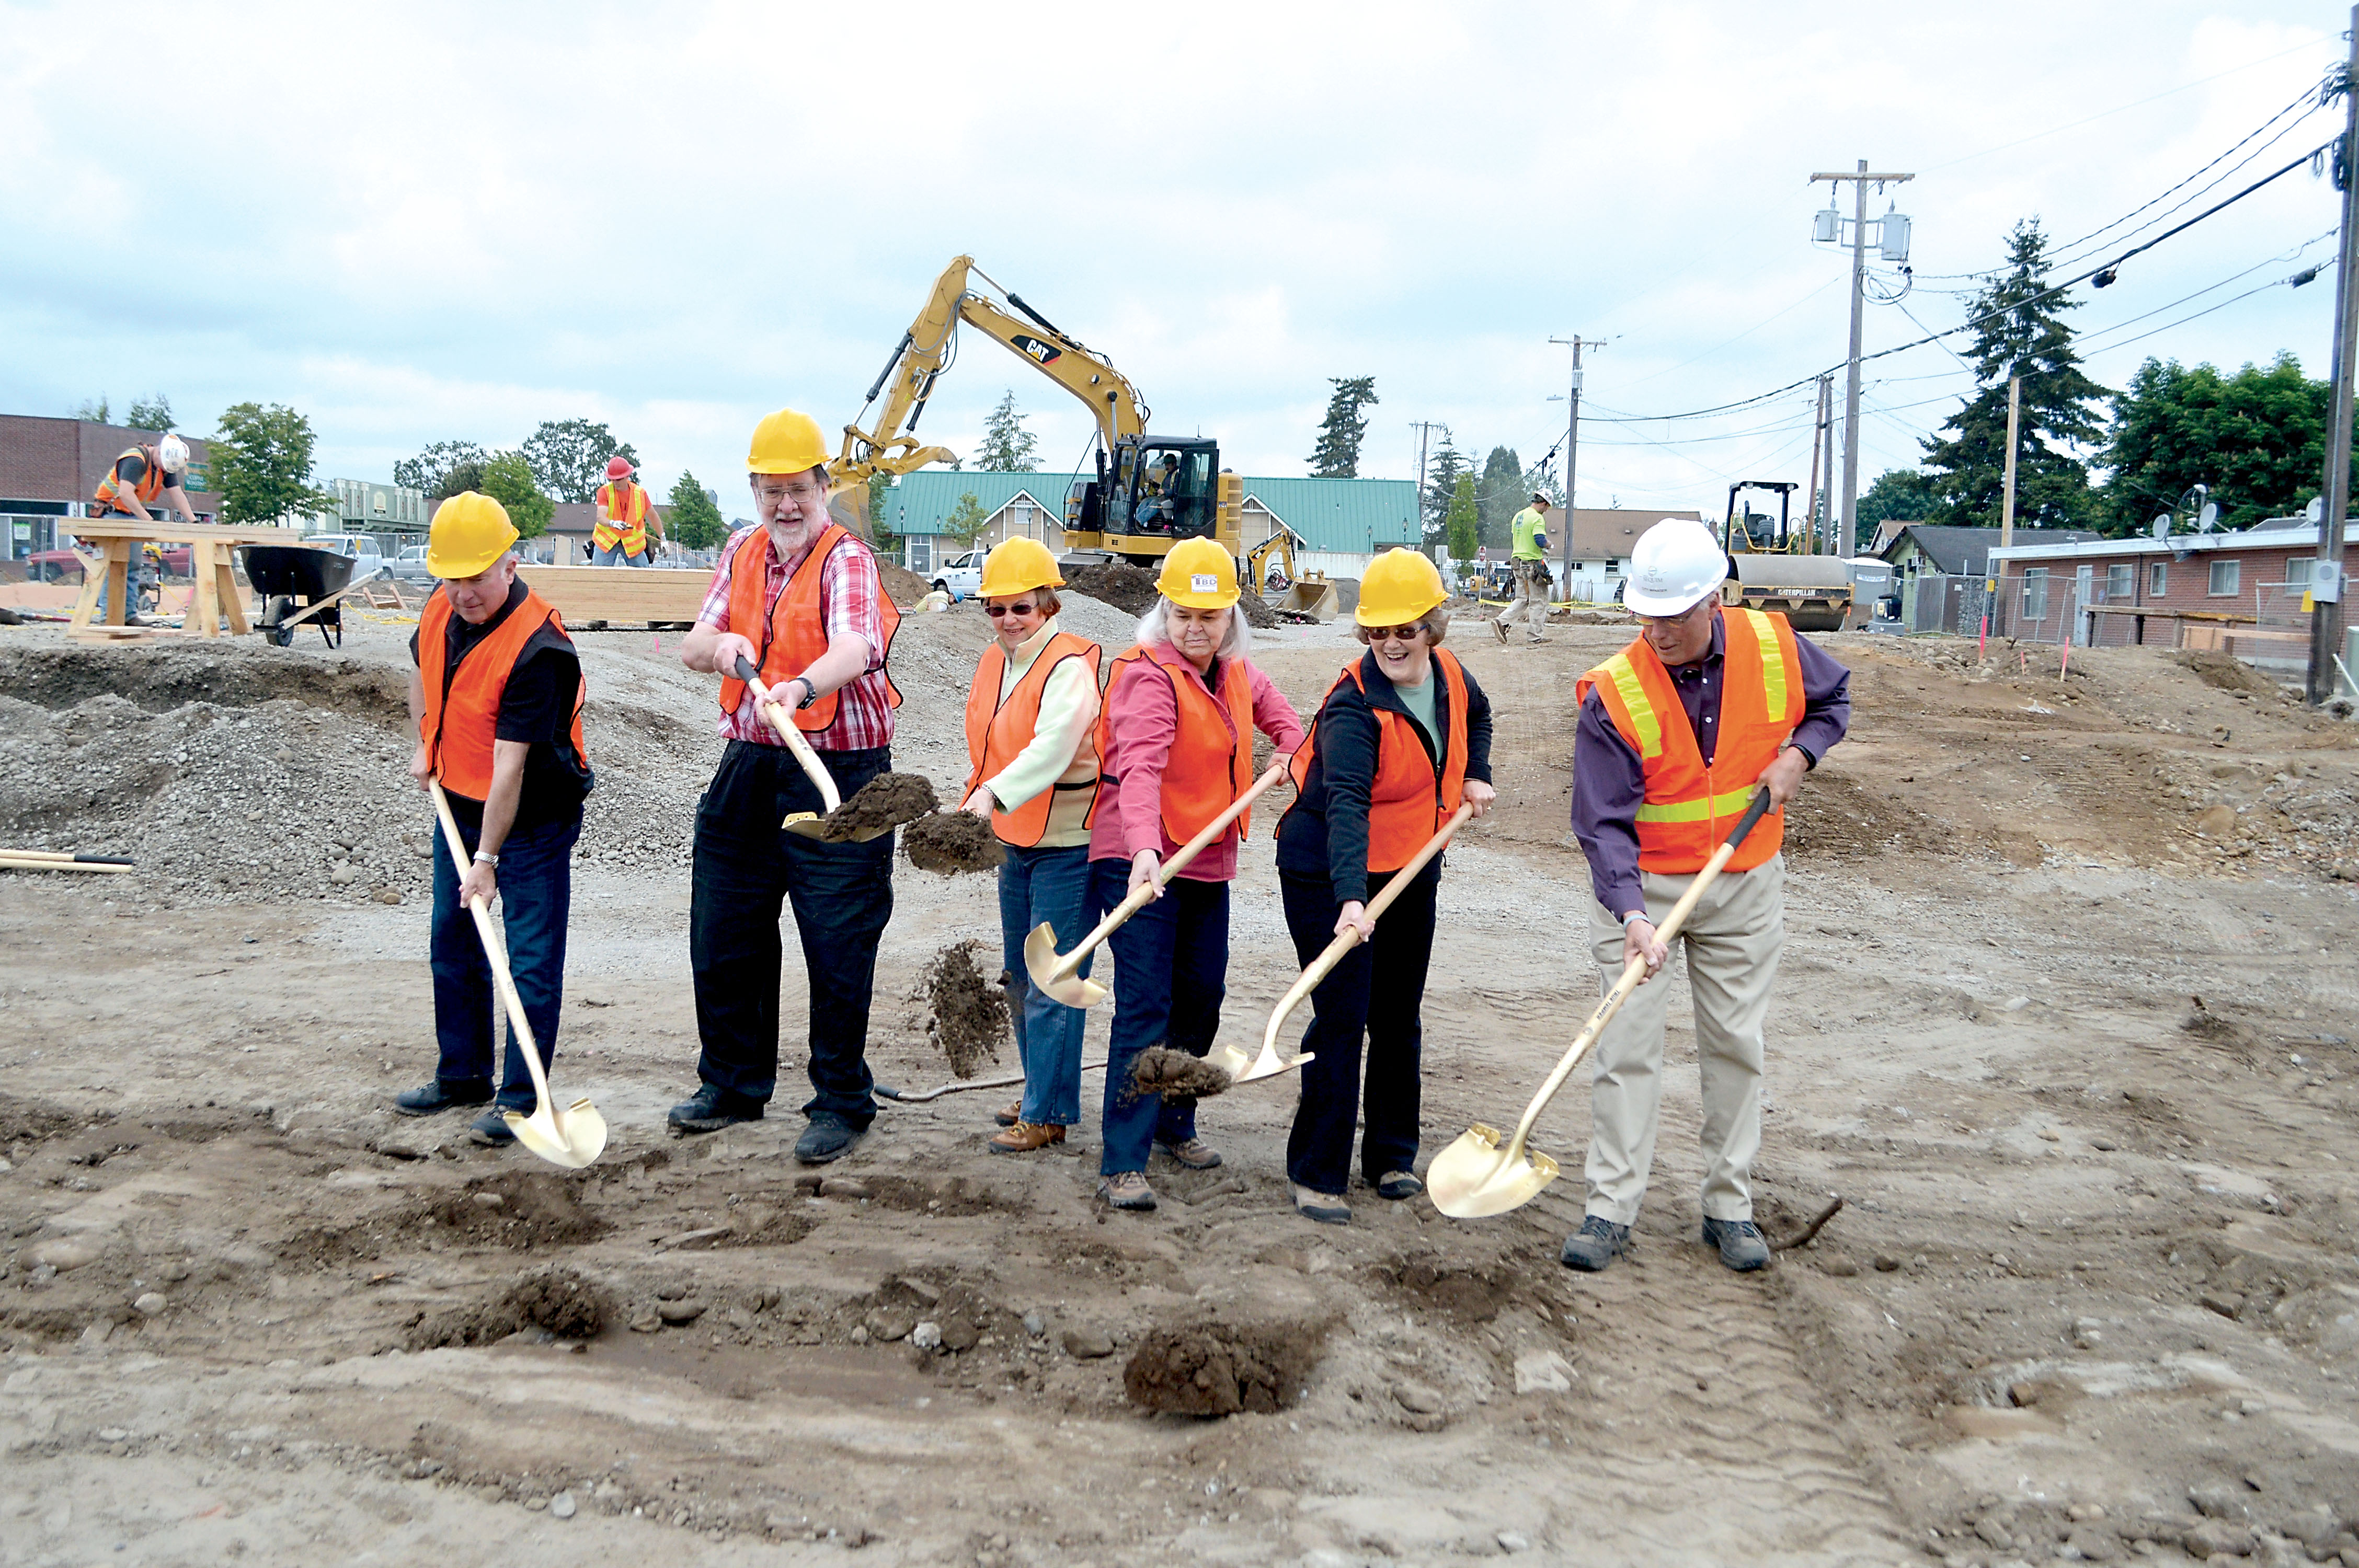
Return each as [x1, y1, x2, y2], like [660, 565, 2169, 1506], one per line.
[1136, 597, 1250, 661]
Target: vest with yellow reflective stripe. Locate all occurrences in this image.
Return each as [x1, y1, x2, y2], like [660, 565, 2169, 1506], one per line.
[1574, 607, 1803, 874]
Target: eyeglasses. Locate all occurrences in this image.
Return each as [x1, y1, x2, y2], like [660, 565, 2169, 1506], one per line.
[753, 480, 827, 508]
[983, 602, 1040, 619]
[1367, 624, 1424, 643]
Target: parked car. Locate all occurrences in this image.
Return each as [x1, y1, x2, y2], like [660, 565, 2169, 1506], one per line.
[308, 534, 387, 571]
[931, 549, 986, 601]
[27, 549, 88, 583]
[388, 545, 437, 584]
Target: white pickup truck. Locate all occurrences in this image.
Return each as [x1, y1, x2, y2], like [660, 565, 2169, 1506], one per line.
[930, 549, 986, 601]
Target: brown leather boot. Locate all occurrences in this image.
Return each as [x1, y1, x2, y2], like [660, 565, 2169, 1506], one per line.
[989, 1121, 1066, 1154]
[993, 1099, 1021, 1128]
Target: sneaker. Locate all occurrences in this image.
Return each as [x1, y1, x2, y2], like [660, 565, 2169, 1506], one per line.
[1559, 1215, 1631, 1272]
[1374, 1170, 1424, 1201]
[667, 1082, 763, 1136]
[795, 1112, 866, 1165]
[1291, 1184, 1350, 1226]
[394, 1079, 492, 1116]
[993, 1099, 1022, 1128]
[1156, 1136, 1222, 1171]
[1099, 1171, 1156, 1211]
[988, 1121, 1066, 1154]
[1702, 1216, 1770, 1272]
[468, 1108, 519, 1147]
[1493, 619, 1509, 644]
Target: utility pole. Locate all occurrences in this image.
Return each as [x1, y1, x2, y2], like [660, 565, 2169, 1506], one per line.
[1410, 421, 1439, 541]
[1819, 376, 1838, 552]
[1804, 374, 1831, 553]
[1999, 375, 2022, 550]
[1548, 336, 1596, 583]
[1811, 159, 1915, 554]
[2311, 5, 2359, 707]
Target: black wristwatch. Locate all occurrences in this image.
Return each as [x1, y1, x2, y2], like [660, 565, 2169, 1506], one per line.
[793, 676, 819, 710]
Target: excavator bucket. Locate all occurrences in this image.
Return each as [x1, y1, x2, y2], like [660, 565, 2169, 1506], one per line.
[1275, 575, 1337, 620]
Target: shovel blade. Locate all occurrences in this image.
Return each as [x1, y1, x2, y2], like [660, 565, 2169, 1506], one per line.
[1206, 1041, 1313, 1086]
[1022, 920, 1105, 1008]
[504, 1100, 608, 1170]
[1425, 1123, 1559, 1218]
[782, 811, 895, 842]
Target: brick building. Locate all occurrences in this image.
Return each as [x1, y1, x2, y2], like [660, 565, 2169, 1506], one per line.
[0, 414, 221, 559]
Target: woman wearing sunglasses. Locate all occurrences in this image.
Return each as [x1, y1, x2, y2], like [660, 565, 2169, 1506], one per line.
[1276, 549, 1494, 1224]
[957, 538, 1104, 1154]
[1089, 536, 1304, 1212]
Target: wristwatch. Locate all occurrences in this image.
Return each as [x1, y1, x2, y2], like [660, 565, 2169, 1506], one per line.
[792, 676, 819, 710]
[473, 850, 499, 867]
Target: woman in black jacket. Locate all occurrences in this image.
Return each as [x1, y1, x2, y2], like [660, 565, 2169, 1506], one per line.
[1274, 550, 1494, 1224]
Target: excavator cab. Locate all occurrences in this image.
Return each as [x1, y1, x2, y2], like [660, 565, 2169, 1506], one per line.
[1067, 435, 1223, 565]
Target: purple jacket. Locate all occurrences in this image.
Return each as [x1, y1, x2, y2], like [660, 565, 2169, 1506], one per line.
[1570, 614, 1850, 920]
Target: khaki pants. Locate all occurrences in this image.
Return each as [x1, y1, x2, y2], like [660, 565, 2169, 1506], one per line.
[1496, 560, 1552, 638]
[1582, 854, 1784, 1225]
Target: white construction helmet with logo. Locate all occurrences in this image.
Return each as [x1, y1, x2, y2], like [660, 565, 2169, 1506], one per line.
[1623, 517, 1730, 616]
[156, 434, 190, 474]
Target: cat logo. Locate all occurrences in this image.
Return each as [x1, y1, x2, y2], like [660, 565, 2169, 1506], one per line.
[1009, 334, 1062, 367]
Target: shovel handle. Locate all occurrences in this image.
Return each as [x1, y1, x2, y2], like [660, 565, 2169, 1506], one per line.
[1495, 789, 1774, 1163]
[1261, 803, 1475, 1055]
[429, 779, 557, 1117]
[734, 656, 840, 813]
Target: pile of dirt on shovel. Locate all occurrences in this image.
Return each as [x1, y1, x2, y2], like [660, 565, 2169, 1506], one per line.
[921, 941, 1008, 1077]
[815, 771, 937, 840]
[1123, 1319, 1329, 1415]
[1127, 1045, 1233, 1101]
[1062, 562, 1278, 628]
[902, 810, 1002, 874]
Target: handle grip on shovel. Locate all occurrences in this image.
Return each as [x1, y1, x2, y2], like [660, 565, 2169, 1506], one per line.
[734, 655, 840, 813]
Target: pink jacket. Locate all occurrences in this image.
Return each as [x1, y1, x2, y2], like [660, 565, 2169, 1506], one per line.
[1088, 640, 1304, 883]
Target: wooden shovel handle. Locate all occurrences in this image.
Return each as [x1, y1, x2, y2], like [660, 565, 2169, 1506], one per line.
[734, 656, 840, 813]
[1046, 761, 1291, 984]
[429, 779, 557, 1114]
[1496, 789, 1774, 1161]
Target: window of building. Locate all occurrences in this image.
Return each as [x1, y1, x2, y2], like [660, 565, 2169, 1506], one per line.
[2105, 563, 2134, 601]
[2149, 562, 2168, 597]
[2208, 559, 2241, 596]
[2021, 568, 2049, 620]
[2285, 556, 2315, 587]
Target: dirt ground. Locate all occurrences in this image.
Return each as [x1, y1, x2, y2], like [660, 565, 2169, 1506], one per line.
[5, 602, 2359, 1568]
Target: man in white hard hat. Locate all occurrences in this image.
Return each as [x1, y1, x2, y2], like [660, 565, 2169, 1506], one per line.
[1563, 517, 1849, 1273]
[87, 433, 196, 623]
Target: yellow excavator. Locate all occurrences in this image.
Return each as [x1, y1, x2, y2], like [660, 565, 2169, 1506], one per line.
[828, 256, 1302, 597]
[1720, 480, 1852, 633]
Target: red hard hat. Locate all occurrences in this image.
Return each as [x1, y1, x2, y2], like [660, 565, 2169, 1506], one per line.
[605, 455, 634, 480]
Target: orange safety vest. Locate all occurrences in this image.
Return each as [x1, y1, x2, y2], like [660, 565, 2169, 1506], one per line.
[963, 631, 1102, 847]
[1093, 644, 1256, 843]
[1573, 606, 1802, 874]
[417, 584, 591, 801]
[1287, 648, 1470, 872]
[91, 446, 166, 514]
[591, 480, 651, 555]
[715, 524, 903, 735]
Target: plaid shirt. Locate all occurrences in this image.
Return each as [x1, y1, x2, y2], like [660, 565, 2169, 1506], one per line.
[697, 523, 896, 752]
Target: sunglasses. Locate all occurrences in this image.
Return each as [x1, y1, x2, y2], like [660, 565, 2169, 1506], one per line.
[1367, 624, 1425, 643]
[983, 602, 1040, 619]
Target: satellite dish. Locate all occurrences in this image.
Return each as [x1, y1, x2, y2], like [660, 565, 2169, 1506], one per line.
[2198, 502, 2218, 532]
[2152, 513, 2170, 539]
[2310, 496, 2326, 525]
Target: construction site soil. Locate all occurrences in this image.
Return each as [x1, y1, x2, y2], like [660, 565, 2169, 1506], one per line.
[6, 607, 2359, 1567]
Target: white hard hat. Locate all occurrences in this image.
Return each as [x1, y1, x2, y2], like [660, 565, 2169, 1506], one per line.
[156, 434, 190, 473]
[1623, 518, 1728, 616]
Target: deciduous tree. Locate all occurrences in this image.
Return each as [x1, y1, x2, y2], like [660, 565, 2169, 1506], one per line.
[211, 402, 334, 525]
[479, 451, 554, 539]
[944, 490, 992, 549]
[1446, 474, 1480, 567]
[975, 390, 1041, 471]
[394, 441, 491, 501]
[1308, 377, 1379, 477]
[2100, 354, 2333, 534]
[666, 471, 728, 550]
[1856, 468, 1938, 548]
[523, 420, 639, 503]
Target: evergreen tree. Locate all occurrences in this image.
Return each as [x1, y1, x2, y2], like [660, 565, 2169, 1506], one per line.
[975, 390, 1040, 471]
[1308, 376, 1379, 477]
[1446, 474, 1480, 567]
[1920, 219, 2108, 530]
[125, 395, 175, 432]
[665, 471, 728, 550]
[2100, 354, 2334, 534]
[1476, 445, 1525, 551]
[1420, 431, 1467, 544]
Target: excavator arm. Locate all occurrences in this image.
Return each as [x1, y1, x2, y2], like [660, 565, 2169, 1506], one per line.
[831, 256, 1150, 492]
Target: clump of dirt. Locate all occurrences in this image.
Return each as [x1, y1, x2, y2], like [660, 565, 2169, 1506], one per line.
[406, 1264, 611, 1350]
[1123, 1319, 1329, 1415]
[0, 1093, 80, 1147]
[921, 941, 1007, 1077]
[1381, 1259, 1522, 1324]
[2171, 649, 2277, 695]
[902, 810, 1002, 874]
[1060, 561, 1279, 628]
[281, 1170, 606, 1268]
[816, 771, 937, 841]
[876, 559, 930, 607]
[1127, 1045, 1233, 1102]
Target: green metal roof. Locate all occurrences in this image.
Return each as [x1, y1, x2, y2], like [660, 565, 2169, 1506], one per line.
[881, 469, 1419, 553]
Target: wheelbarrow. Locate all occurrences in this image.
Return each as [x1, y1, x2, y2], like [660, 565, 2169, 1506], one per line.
[238, 545, 374, 648]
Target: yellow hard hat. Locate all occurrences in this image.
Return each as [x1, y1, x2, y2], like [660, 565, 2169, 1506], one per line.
[979, 537, 1063, 598]
[425, 491, 519, 580]
[1356, 548, 1448, 627]
[746, 408, 830, 476]
[1155, 536, 1238, 609]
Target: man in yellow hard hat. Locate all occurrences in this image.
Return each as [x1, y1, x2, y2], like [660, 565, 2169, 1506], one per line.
[674, 409, 903, 1163]
[397, 492, 596, 1148]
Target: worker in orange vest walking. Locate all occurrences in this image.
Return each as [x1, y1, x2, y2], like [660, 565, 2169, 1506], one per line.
[675, 409, 902, 1164]
[397, 492, 595, 1148]
[591, 455, 663, 566]
[1564, 518, 1849, 1273]
[956, 537, 1103, 1155]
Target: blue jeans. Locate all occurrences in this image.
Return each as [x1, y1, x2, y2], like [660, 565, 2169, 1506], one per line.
[689, 740, 895, 1125]
[998, 843, 1095, 1126]
[1092, 859, 1228, 1174]
[429, 811, 580, 1109]
[591, 543, 646, 566]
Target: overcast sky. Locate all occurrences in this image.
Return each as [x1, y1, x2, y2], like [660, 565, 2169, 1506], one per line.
[1, 2, 2345, 524]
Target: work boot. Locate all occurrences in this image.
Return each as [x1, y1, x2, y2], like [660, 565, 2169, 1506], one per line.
[1702, 1217, 1770, 1272]
[794, 1111, 866, 1165]
[1099, 1171, 1156, 1212]
[1559, 1215, 1631, 1272]
[394, 1079, 492, 1116]
[1291, 1184, 1349, 1226]
[988, 1121, 1066, 1155]
[993, 1099, 1022, 1128]
[1156, 1136, 1222, 1170]
[1493, 619, 1509, 644]
[1375, 1170, 1424, 1201]
[668, 1082, 763, 1136]
[468, 1108, 518, 1147]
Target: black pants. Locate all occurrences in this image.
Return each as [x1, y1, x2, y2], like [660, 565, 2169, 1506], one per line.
[689, 740, 895, 1124]
[1279, 863, 1439, 1195]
